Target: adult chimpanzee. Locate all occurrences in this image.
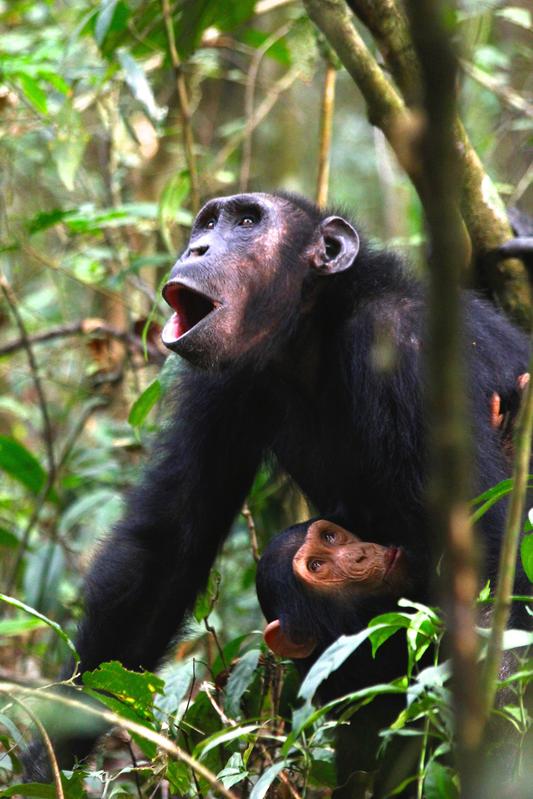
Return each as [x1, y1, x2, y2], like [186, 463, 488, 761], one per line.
[25, 192, 530, 779]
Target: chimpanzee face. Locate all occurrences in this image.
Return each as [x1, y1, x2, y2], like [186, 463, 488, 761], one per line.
[161, 193, 359, 369]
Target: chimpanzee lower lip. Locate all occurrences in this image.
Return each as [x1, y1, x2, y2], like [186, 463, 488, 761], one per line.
[162, 281, 218, 343]
[384, 546, 401, 576]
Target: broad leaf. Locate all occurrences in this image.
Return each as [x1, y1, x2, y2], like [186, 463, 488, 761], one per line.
[0, 435, 46, 494]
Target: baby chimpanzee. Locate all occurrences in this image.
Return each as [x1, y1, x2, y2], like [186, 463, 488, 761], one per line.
[256, 517, 418, 693]
[256, 517, 423, 797]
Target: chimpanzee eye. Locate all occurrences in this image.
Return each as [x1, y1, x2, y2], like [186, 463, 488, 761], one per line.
[308, 559, 323, 572]
[206, 218, 216, 229]
[322, 531, 336, 544]
[239, 215, 256, 227]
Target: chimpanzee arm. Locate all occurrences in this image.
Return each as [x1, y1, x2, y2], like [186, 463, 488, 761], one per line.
[23, 366, 270, 780]
[77, 366, 270, 673]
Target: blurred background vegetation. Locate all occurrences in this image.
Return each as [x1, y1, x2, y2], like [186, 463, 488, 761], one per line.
[0, 0, 531, 796]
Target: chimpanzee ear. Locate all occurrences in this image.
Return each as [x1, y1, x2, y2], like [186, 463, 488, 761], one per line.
[263, 620, 316, 659]
[310, 216, 360, 275]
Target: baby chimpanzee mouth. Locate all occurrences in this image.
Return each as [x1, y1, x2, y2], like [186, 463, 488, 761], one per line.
[162, 282, 217, 340]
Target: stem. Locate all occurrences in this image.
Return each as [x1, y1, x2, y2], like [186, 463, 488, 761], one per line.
[1, 682, 238, 799]
[0, 276, 55, 476]
[7, 693, 64, 799]
[316, 62, 336, 207]
[161, 0, 200, 212]
[482, 339, 533, 715]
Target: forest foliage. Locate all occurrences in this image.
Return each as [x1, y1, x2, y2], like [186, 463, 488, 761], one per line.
[0, 1, 532, 797]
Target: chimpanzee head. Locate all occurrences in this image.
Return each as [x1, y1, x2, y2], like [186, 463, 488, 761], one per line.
[162, 193, 360, 369]
[256, 518, 411, 661]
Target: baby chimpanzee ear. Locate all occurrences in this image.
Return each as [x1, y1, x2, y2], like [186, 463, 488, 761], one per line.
[263, 619, 316, 659]
[309, 216, 360, 275]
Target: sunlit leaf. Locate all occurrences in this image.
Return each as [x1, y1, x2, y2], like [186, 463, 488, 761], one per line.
[17, 74, 47, 114]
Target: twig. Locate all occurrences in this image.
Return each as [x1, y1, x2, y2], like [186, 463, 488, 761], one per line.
[242, 502, 259, 563]
[316, 61, 336, 207]
[213, 64, 303, 174]
[404, 2, 482, 796]
[0, 319, 164, 362]
[0, 276, 55, 476]
[1, 682, 238, 799]
[482, 339, 533, 715]
[126, 737, 143, 799]
[255, 0, 295, 14]
[161, 0, 200, 212]
[240, 23, 291, 192]
[6, 692, 64, 799]
[461, 60, 533, 118]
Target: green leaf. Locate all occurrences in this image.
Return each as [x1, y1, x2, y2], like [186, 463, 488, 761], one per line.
[193, 569, 220, 622]
[0, 435, 46, 494]
[423, 760, 458, 799]
[298, 625, 389, 701]
[250, 760, 291, 799]
[83, 661, 164, 718]
[520, 534, 533, 582]
[0, 594, 78, 660]
[225, 648, 260, 717]
[159, 171, 191, 250]
[128, 379, 162, 428]
[117, 48, 166, 121]
[217, 753, 249, 790]
[3, 772, 86, 798]
[195, 723, 260, 761]
[95, 0, 118, 45]
[470, 478, 533, 523]
[478, 580, 491, 602]
[0, 616, 46, 636]
[17, 74, 47, 114]
[0, 527, 19, 548]
[50, 133, 88, 192]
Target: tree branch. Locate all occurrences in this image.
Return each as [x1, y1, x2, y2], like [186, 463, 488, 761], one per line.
[404, 2, 483, 795]
[307, 0, 531, 325]
[0, 319, 164, 362]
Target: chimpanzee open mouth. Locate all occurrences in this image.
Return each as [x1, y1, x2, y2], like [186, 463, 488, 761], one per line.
[162, 282, 218, 340]
[384, 546, 402, 577]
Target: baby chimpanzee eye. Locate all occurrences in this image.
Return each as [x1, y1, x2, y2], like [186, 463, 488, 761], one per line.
[308, 559, 323, 572]
[322, 531, 336, 544]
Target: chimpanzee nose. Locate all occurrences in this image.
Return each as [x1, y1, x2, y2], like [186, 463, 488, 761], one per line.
[187, 243, 209, 258]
